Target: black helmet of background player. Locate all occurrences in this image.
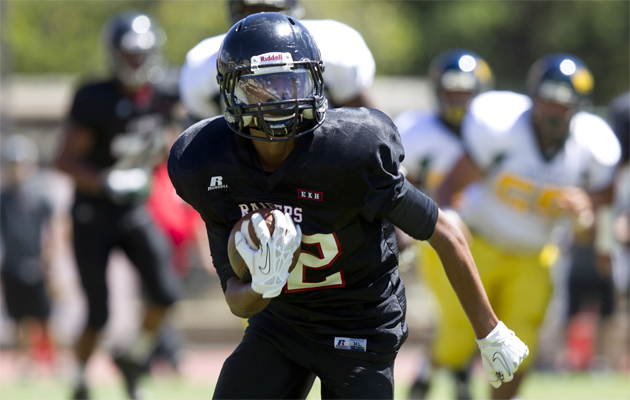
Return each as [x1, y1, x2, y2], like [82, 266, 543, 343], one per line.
[101, 10, 167, 90]
[217, 12, 327, 142]
[526, 53, 594, 151]
[228, 0, 304, 25]
[429, 49, 493, 130]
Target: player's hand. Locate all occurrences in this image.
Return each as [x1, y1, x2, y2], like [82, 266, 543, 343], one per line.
[476, 321, 529, 388]
[103, 168, 150, 205]
[557, 186, 594, 232]
[235, 210, 301, 299]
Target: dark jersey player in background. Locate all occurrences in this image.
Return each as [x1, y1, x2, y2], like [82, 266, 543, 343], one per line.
[55, 10, 180, 400]
[1, 135, 57, 379]
[168, 13, 528, 399]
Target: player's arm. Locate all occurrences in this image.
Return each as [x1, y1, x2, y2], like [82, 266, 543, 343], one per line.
[387, 180, 528, 387]
[55, 122, 103, 196]
[426, 209, 498, 337]
[202, 221, 269, 318]
[435, 152, 483, 208]
[388, 180, 496, 337]
[432, 153, 483, 240]
[561, 184, 617, 277]
[224, 277, 271, 318]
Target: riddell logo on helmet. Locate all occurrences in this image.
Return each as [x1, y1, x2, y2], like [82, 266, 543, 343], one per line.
[252, 52, 293, 67]
[260, 54, 283, 62]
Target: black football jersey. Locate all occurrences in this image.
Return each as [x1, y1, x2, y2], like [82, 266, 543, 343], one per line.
[0, 184, 52, 282]
[169, 107, 435, 362]
[69, 78, 178, 196]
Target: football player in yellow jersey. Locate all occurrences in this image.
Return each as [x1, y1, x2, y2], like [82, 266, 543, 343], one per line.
[434, 53, 621, 400]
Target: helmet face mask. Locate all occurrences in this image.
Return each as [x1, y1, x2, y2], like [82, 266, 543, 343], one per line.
[531, 98, 576, 150]
[217, 13, 327, 141]
[102, 11, 166, 90]
[111, 48, 165, 89]
[536, 81, 580, 106]
[437, 90, 477, 128]
[429, 50, 493, 128]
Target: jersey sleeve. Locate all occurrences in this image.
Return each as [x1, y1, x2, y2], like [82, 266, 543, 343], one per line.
[572, 112, 621, 192]
[168, 118, 238, 291]
[179, 35, 225, 120]
[167, 118, 216, 207]
[387, 180, 438, 240]
[305, 20, 375, 106]
[357, 110, 407, 222]
[462, 91, 532, 171]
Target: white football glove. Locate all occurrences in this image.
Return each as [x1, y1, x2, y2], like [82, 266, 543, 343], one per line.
[476, 321, 529, 388]
[103, 168, 150, 205]
[234, 210, 302, 299]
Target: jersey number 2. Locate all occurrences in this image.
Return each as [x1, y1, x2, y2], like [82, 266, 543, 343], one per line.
[286, 233, 344, 292]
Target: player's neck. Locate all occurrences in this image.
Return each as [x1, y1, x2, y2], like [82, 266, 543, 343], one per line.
[534, 132, 568, 161]
[251, 138, 299, 173]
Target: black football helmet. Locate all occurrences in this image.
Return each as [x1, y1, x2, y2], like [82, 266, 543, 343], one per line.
[101, 10, 166, 90]
[525, 53, 593, 108]
[428, 49, 493, 129]
[228, 0, 304, 25]
[217, 12, 327, 141]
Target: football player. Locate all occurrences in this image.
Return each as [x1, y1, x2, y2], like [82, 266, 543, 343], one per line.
[433, 53, 621, 400]
[178, 0, 376, 123]
[55, 10, 180, 400]
[168, 13, 528, 399]
[1, 135, 57, 380]
[394, 49, 494, 399]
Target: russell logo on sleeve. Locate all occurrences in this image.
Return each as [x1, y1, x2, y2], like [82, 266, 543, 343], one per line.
[208, 176, 229, 191]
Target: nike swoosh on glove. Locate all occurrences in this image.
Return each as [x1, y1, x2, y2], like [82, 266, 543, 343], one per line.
[476, 321, 529, 388]
[235, 210, 302, 298]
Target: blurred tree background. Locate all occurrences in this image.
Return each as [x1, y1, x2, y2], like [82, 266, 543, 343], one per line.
[2, 0, 628, 106]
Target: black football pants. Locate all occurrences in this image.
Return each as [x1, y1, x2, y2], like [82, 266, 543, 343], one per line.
[72, 198, 180, 329]
[213, 318, 396, 399]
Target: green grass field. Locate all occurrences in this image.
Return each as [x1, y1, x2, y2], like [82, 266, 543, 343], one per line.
[1, 370, 628, 400]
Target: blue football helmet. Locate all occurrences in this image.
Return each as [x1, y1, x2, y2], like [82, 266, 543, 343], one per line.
[428, 49, 493, 128]
[527, 53, 595, 156]
[525, 53, 593, 108]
